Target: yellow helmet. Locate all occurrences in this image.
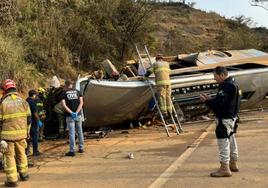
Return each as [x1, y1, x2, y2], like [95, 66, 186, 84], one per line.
[38, 87, 46, 93]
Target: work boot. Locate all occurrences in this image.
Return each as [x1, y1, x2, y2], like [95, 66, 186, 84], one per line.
[230, 160, 239, 172]
[57, 133, 65, 139]
[65, 151, 75, 157]
[157, 111, 167, 118]
[38, 137, 44, 142]
[4, 181, 18, 187]
[19, 174, 29, 181]
[210, 162, 232, 177]
[162, 112, 168, 118]
[33, 151, 42, 156]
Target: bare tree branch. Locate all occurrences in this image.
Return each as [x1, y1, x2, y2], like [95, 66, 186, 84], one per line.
[250, 0, 268, 11]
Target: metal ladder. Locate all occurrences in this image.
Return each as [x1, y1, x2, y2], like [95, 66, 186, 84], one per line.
[135, 45, 183, 137]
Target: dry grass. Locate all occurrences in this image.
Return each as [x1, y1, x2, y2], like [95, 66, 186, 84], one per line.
[149, 4, 267, 54]
[0, 33, 41, 92]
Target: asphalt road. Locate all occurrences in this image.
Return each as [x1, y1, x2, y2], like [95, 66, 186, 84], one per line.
[0, 110, 268, 188]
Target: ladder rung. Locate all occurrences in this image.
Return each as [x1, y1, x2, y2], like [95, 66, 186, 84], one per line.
[166, 124, 176, 128]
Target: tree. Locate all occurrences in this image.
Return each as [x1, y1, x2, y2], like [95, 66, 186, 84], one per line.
[250, 0, 268, 11]
[232, 15, 255, 27]
[112, 0, 154, 62]
[188, 1, 196, 8]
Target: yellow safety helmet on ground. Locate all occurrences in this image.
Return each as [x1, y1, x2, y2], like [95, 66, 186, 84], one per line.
[38, 87, 46, 93]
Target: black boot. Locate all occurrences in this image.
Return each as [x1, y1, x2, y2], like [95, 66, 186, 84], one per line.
[19, 174, 29, 181]
[4, 181, 18, 187]
[65, 151, 75, 156]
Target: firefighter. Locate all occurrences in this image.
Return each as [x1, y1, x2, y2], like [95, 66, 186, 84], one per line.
[44, 83, 65, 138]
[146, 54, 172, 116]
[53, 97, 65, 138]
[0, 79, 31, 187]
[200, 66, 242, 177]
[37, 87, 46, 102]
[36, 88, 46, 141]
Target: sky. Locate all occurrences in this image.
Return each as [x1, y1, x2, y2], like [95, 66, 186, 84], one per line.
[190, 0, 268, 28]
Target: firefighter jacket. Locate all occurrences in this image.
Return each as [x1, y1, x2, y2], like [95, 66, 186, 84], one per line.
[152, 60, 171, 86]
[0, 92, 31, 141]
[36, 97, 46, 119]
[205, 77, 242, 119]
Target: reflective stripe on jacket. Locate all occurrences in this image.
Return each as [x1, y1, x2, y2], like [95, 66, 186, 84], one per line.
[0, 92, 31, 141]
[153, 60, 170, 86]
[36, 98, 46, 116]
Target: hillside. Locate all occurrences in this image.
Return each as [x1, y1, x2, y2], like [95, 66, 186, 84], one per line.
[149, 3, 268, 55]
[0, 1, 268, 91]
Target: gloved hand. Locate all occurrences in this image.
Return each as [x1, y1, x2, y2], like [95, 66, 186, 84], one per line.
[37, 120, 43, 128]
[71, 112, 78, 120]
[0, 140, 8, 153]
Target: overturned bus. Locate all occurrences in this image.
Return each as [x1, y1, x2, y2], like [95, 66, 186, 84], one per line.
[76, 49, 268, 128]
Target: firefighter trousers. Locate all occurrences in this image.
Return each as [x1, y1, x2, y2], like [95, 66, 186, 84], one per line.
[157, 85, 172, 114]
[57, 113, 65, 135]
[3, 139, 28, 183]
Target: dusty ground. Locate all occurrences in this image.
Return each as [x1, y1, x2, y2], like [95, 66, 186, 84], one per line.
[0, 110, 268, 188]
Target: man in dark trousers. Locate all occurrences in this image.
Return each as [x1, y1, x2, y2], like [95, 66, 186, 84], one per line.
[200, 66, 241, 177]
[60, 80, 84, 156]
[26, 89, 43, 156]
[36, 88, 46, 141]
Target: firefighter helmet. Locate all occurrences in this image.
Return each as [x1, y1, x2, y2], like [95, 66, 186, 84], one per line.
[38, 87, 46, 93]
[1, 79, 16, 91]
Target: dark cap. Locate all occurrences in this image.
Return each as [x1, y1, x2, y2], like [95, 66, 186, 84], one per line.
[65, 79, 73, 86]
[28, 89, 37, 97]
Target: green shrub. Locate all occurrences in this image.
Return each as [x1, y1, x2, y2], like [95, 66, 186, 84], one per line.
[0, 33, 39, 92]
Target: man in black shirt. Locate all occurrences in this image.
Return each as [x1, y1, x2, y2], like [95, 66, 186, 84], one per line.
[200, 66, 241, 177]
[61, 80, 84, 156]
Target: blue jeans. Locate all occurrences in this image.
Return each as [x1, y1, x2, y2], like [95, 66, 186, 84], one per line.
[66, 115, 84, 152]
[27, 123, 39, 154]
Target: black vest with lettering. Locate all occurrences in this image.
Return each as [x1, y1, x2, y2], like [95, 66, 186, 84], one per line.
[61, 88, 82, 117]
